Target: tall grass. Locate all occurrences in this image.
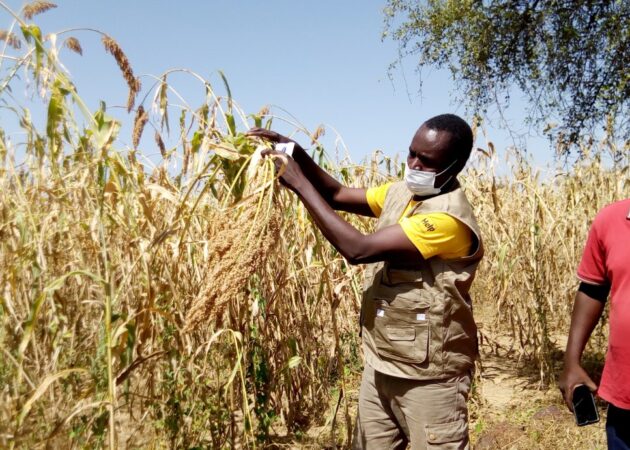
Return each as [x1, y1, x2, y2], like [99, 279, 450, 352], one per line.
[0, 3, 628, 448]
[466, 139, 628, 385]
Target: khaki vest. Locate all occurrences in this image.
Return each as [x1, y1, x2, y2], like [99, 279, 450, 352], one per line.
[361, 181, 484, 380]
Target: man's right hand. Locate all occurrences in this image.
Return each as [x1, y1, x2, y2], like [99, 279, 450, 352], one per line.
[558, 363, 598, 411]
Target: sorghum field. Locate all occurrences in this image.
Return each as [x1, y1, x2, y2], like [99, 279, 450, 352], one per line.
[1, 3, 628, 449]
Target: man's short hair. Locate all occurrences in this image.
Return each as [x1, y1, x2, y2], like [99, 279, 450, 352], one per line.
[423, 114, 473, 161]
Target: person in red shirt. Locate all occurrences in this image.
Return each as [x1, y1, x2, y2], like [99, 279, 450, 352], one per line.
[560, 198, 630, 449]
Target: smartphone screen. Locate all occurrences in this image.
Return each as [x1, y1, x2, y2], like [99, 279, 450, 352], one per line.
[572, 384, 600, 426]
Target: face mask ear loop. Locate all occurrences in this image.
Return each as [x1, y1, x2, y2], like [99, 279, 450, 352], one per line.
[435, 158, 458, 190]
[436, 174, 453, 191]
[437, 158, 458, 176]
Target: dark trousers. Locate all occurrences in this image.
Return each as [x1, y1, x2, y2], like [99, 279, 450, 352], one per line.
[607, 403, 630, 450]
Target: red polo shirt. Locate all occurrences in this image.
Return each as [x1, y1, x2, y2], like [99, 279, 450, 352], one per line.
[577, 198, 630, 409]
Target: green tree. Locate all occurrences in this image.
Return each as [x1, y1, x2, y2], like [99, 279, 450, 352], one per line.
[384, 0, 630, 149]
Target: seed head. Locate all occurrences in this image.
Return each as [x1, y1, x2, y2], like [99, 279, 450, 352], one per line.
[23, 1, 57, 20]
[0, 30, 21, 49]
[257, 105, 270, 117]
[155, 131, 166, 157]
[102, 35, 140, 112]
[63, 36, 83, 55]
[132, 106, 148, 148]
[184, 195, 282, 330]
[311, 125, 325, 143]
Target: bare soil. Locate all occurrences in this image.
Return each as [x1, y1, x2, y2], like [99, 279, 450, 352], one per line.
[272, 333, 609, 449]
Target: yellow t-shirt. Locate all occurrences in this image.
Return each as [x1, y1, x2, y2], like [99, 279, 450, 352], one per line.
[366, 182, 472, 259]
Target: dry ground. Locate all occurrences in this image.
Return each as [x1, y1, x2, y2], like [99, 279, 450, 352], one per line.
[268, 335, 608, 449]
[471, 345, 607, 450]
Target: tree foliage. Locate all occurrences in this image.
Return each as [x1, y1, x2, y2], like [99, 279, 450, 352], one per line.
[384, 0, 630, 148]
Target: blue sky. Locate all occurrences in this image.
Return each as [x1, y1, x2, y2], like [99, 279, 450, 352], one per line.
[2, 0, 554, 168]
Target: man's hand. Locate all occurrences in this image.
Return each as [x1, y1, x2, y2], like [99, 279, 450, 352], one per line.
[247, 128, 304, 150]
[248, 127, 374, 216]
[558, 363, 598, 411]
[261, 149, 305, 193]
[559, 291, 605, 412]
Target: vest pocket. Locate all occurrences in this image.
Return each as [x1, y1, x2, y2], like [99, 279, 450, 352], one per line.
[372, 301, 430, 364]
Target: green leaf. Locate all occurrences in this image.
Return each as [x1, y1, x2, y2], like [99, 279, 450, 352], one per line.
[21, 25, 44, 77]
[158, 76, 170, 133]
[91, 103, 120, 151]
[225, 113, 236, 136]
[218, 69, 233, 113]
[191, 130, 203, 154]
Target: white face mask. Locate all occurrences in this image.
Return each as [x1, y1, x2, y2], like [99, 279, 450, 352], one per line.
[404, 159, 458, 196]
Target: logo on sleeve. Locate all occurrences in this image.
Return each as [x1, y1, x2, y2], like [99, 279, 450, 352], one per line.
[421, 217, 436, 232]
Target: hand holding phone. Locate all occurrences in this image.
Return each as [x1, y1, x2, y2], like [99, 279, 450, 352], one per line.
[572, 384, 600, 426]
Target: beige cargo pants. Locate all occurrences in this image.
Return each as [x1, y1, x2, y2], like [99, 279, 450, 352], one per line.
[352, 365, 471, 450]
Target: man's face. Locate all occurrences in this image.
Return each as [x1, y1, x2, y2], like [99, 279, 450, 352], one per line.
[407, 125, 457, 185]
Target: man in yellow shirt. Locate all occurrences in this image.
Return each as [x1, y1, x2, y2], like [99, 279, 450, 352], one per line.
[249, 114, 482, 450]
[366, 182, 472, 260]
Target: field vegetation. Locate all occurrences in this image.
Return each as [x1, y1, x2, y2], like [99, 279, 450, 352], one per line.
[1, 3, 628, 448]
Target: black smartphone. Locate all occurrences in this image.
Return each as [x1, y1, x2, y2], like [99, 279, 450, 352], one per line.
[572, 384, 600, 426]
